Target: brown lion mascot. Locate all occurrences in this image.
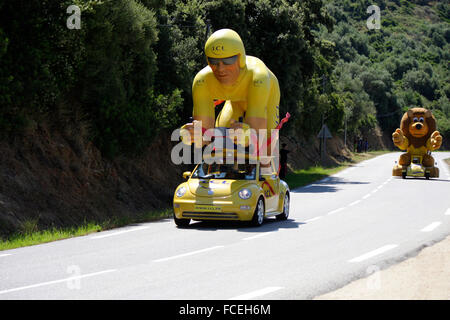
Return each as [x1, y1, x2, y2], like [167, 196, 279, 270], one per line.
[392, 107, 442, 177]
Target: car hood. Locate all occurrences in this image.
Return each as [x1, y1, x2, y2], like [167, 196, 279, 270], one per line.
[187, 179, 253, 197]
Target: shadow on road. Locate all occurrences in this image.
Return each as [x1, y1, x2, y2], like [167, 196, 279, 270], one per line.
[292, 176, 370, 193]
[181, 218, 304, 233]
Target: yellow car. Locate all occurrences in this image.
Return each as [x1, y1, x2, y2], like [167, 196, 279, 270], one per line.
[392, 155, 439, 179]
[173, 157, 290, 227]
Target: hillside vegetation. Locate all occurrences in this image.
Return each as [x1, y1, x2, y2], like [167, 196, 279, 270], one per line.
[322, 0, 449, 146]
[0, 1, 448, 237]
[1, 0, 448, 156]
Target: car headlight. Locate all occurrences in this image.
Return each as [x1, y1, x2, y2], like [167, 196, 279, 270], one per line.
[238, 188, 252, 200]
[176, 186, 187, 198]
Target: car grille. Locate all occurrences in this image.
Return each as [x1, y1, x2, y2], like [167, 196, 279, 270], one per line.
[182, 211, 239, 219]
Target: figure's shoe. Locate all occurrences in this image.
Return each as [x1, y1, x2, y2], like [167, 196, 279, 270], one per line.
[392, 164, 403, 176]
[429, 166, 439, 178]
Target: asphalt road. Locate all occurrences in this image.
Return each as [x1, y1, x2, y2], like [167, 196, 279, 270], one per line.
[1, 152, 449, 300]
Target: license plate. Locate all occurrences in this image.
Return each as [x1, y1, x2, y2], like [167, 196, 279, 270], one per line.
[194, 205, 221, 212]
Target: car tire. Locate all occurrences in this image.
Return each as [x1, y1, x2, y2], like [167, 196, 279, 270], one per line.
[251, 198, 265, 227]
[276, 193, 289, 221]
[425, 172, 430, 180]
[174, 214, 190, 227]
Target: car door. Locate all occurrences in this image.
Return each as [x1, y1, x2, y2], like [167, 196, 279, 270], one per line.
[260, 160, 280, 212]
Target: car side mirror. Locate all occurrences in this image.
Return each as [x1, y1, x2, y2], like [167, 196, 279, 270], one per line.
[183, 171, 191, 180]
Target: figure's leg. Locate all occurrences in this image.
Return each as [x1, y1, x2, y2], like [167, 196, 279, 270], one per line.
[215, 101, 245, 128]
[398, 153, 411, 166]
[265, 78, 281, 132]
[261, 82, 281, 164]
[422, 154, 434, 167]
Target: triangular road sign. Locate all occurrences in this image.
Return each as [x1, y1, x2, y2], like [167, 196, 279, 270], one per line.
[317, 124, 332, 139]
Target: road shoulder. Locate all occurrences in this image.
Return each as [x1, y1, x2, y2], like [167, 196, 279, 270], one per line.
[314, 235, 450, 300]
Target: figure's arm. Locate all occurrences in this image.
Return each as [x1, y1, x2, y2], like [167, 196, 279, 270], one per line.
[427, 131, 442, 151]
[392, 128, 409, 150]
[247, 72, 270, 125]
[192, 73, 215, 130]
[181, 72, 215, 146]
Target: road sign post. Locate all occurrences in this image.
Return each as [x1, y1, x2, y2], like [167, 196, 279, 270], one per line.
[317, 124, 332, 162]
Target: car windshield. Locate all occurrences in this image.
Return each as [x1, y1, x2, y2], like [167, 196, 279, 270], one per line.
[192, 163, 256, 180]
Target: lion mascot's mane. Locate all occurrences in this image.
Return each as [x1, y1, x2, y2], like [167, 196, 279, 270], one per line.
[400, 108, 436, 148]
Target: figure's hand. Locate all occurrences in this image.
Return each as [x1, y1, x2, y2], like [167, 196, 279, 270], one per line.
[180, 120, 203, 145]
[392, 128, 404, 146]
[229, 119, 245, 130]
[430, 131, 442, 150]
[229, 119, 251, 147]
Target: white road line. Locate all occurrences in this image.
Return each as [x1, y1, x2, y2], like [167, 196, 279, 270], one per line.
[0, 269, 117, 295]
[371, 189, 378, 194]
[229, 286, 284, 300]
[445, 208, 450, 216]
[243, 233, 272, 241]
[362, 194, 371, 200]
[420, 221, 442, 232]
[304, 216, 323, 223]
[153, 246, 224, 263]
[0, 254, 12, 258]
[91, 226, 149, 239]
[327, 207, 345, 215]
[348, 244, 398, 263]
[348, 200, 361, 207]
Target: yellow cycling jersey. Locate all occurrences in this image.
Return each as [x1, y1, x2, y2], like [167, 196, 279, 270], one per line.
[192, 55, 280, 131]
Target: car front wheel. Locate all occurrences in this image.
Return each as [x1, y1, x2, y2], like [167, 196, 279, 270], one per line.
[174, 214, 190, 227]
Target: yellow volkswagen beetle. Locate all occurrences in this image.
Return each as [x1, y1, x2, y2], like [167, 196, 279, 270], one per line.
[173, 157, 290, 227]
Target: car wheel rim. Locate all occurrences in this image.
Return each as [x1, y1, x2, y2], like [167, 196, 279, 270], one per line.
[284, 195, 289, 218]
[257, 200, 264, 224]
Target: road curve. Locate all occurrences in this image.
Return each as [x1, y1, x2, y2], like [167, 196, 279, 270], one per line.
[0, 152, 449, 299]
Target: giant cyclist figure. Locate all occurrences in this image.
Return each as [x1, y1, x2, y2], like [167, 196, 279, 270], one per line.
[182, 28, 282, 156]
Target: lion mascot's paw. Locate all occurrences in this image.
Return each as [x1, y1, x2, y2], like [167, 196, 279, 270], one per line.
[430, 130, 442, 150]
[392, 128, 406, 148]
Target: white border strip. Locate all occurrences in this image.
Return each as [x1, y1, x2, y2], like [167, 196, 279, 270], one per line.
[348, 244, 398, 263]
[153, 246, 224, 262]
[243, 233, 271, 241]
[0, 269, 117, 295]
[421, 221, 442, 232]
[91, 226, 149, 239]
[327, 207, 345, 215]
[304, 216, 323, 223]
[348, 200, 361, 207]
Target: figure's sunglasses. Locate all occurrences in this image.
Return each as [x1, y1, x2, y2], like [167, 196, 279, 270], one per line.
[207, 55, 238, 66]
